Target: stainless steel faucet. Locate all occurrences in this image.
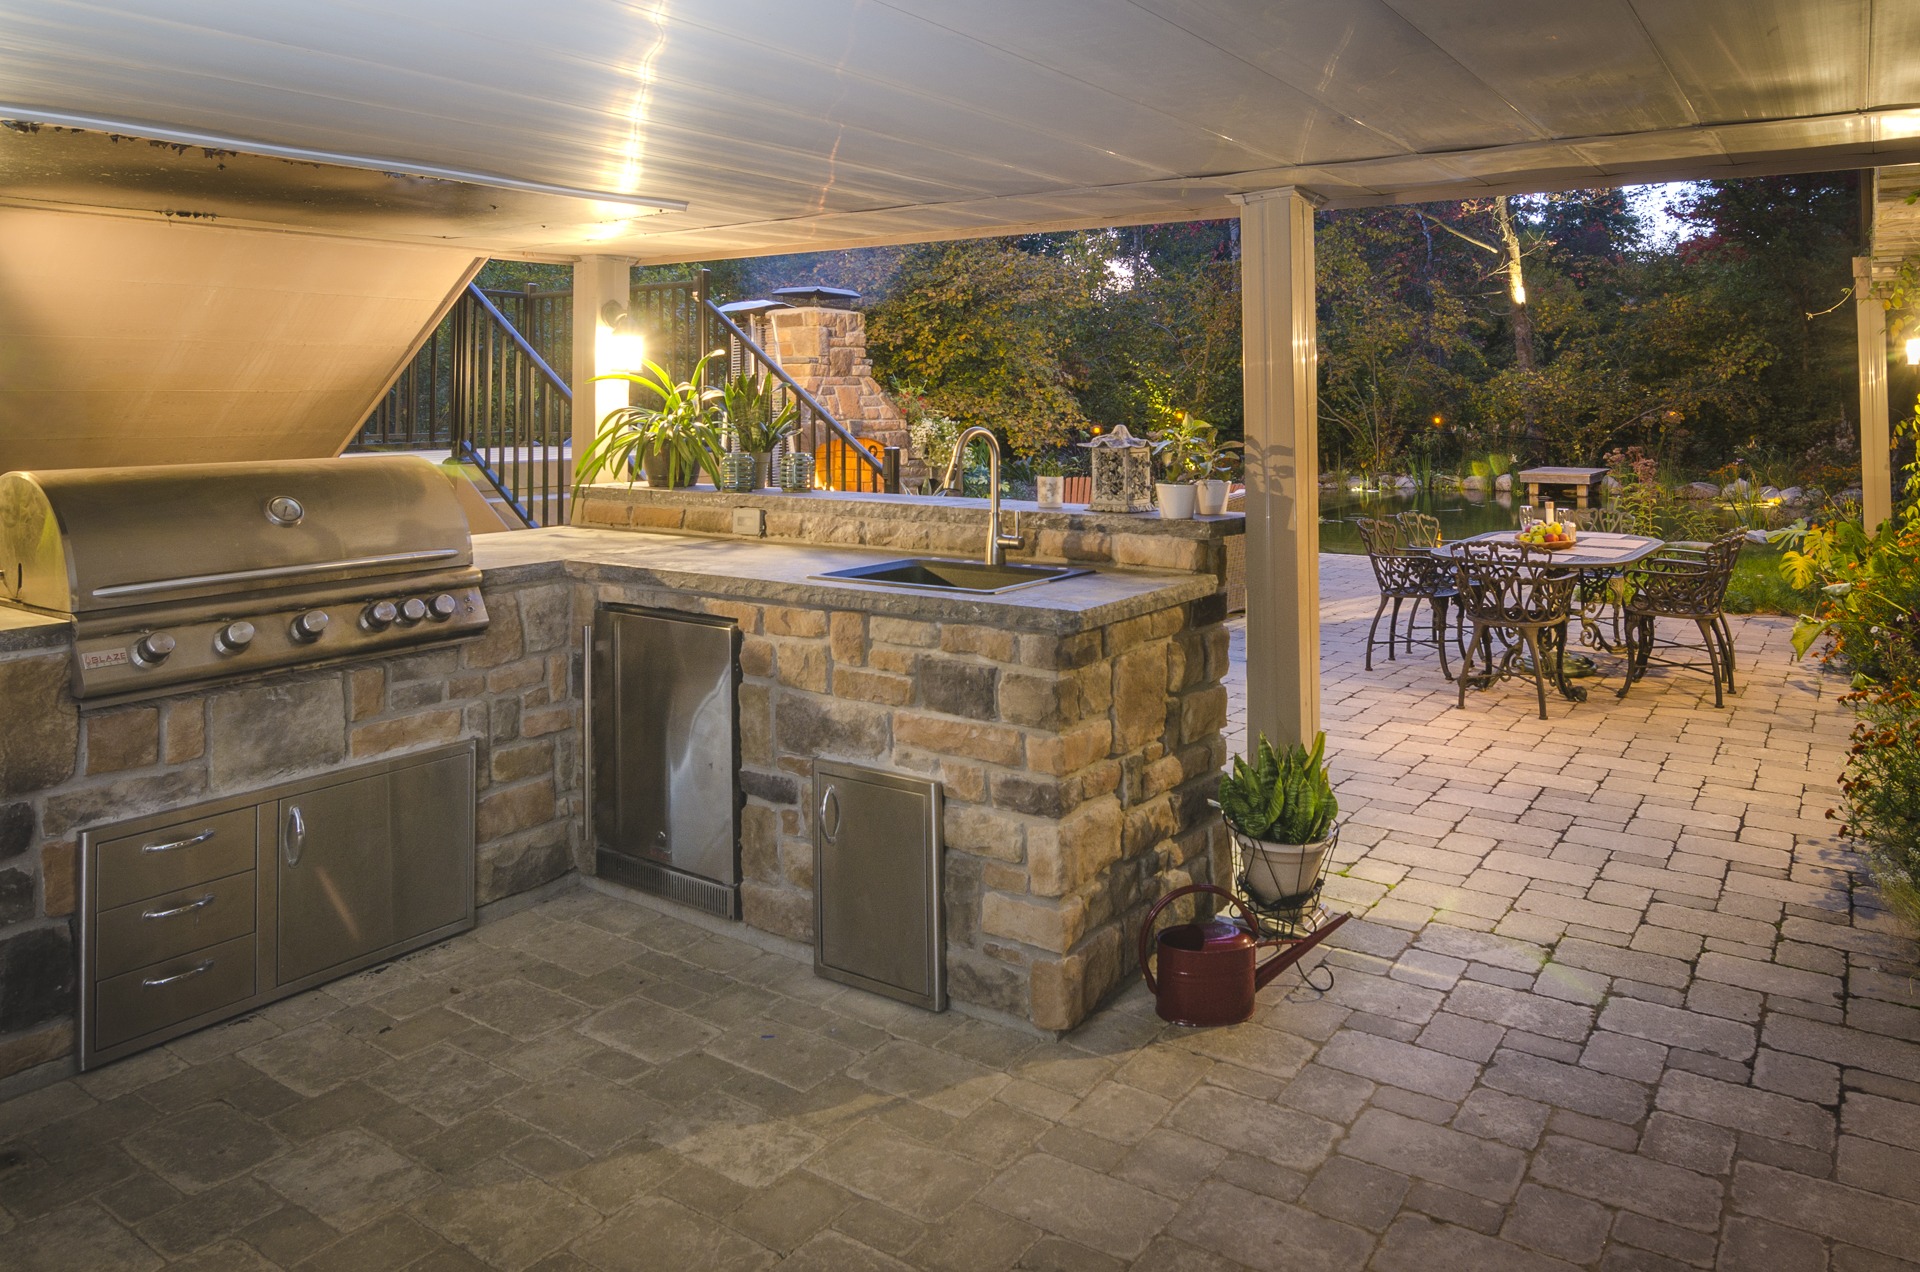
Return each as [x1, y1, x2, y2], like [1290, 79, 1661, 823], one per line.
[940, 426, 1023, 566]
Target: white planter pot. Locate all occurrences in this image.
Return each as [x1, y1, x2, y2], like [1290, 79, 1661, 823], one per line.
[1234, 826, 1337, 906]
[1156, 482, 1197, 520]
[1195, 479, 1230, 516]
[1036, 475, 1065, 508]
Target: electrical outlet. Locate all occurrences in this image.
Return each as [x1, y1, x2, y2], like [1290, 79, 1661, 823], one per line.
[732, 507, 765, 537]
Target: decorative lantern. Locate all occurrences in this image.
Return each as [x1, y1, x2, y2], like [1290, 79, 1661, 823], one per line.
[777, 450, 815, 492]
[1079, 426, 1155, 513]
[717, 451, 760, 493]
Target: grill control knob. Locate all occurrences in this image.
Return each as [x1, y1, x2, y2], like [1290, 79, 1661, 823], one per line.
[399, 597, 430, 624]
[429, 593, 458, 621]
[214, 621, 256, 655]
[133, 632, 176, 665]
[290, 610, 330, 643]
[362, 601, 399, 631]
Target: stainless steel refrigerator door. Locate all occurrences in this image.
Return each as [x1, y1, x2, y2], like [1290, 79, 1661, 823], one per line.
[592, 606, 740, 910]
[813, 761, 945, 1010]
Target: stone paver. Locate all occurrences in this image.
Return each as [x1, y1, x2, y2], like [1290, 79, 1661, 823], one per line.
[1, 553, 1916, 1270]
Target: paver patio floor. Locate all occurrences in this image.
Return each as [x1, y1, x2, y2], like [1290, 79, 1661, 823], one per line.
[3, 553, 1917, 1270]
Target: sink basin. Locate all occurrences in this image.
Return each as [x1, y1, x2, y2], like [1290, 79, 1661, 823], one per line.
[816, 558, 1090, 594]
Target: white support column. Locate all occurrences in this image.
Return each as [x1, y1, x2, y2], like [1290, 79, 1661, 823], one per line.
[1855, 256, 1894, 531]
[1232, 187, 1323, 751]
[571, 255, 636, 473]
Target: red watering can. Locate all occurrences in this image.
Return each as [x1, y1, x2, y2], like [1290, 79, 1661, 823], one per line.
[1138, 884, 1349, 1027]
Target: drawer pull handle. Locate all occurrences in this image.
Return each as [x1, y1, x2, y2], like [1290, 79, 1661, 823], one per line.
[284, 805, 305, 867]
[142, 959, 213, 988]
[820, 786, 842, 843]
[141, 828, 216, 855]
[141, 893, 216, 922]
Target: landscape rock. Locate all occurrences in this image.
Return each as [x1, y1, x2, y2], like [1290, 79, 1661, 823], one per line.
[1494, 473, 1513, 492]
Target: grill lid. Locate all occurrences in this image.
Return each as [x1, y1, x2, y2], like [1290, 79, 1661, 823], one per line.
[1, 456, 473, 615]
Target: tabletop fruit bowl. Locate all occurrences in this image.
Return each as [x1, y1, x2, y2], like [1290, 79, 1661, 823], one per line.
[1518, 522, 1577, 550]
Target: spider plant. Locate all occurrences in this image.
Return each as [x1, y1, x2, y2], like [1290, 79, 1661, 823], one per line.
[578, 350, 729, 490]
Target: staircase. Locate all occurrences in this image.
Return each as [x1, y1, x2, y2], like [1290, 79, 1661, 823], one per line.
[351, 269, 899, 525]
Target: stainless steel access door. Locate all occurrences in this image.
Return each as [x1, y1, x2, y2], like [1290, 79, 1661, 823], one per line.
[592, 605, 740, 916]
[813, 761, 945, 1011]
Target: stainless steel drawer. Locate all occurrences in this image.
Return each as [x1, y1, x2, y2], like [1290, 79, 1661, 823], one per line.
[92, 933, 256, 1051]
[94, 871, 255, 980]
[94, 807, 257, 910]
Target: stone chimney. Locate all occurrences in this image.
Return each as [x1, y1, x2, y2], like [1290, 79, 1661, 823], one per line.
[762, 303, 922, 489]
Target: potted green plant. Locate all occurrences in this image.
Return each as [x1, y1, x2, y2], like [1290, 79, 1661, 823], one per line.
[719, 369, 800, 490]
[1217, 732, 1339, 906]
[1149, 411, 1215, 520]
[579, 350, 729, 490]
[1032, 453, 1066, 508]
[1189, 422, 1243, 516]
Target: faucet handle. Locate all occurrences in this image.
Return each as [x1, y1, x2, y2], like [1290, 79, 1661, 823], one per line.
[997, 509, 1023, 546]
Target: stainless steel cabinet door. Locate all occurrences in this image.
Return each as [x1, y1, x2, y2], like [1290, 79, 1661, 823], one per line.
[813, 762, 945, 1010]
[275, 752, 474, 987]
[592, 606, 739, 891]
[276, 770, 394, 984]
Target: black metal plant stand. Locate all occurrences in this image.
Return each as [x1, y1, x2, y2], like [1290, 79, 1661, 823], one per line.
[1225, 822, 1352, 994]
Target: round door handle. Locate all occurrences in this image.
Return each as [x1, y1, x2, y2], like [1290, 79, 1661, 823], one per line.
[214, 621, 255, 655]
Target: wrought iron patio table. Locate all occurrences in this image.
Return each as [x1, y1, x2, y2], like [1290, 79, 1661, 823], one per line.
[1431, 530, 1665, 693]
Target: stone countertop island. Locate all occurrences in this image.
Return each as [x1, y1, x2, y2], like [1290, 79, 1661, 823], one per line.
[480, 489, 1238, 1033]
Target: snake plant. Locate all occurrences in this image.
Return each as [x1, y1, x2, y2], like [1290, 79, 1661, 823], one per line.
[1218, 732, 1338, 844]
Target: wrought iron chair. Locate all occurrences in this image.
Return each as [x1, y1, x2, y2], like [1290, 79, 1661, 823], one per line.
[1560, 505, 1642, 648]
[1616, 529, 1745, 707]
[1355, 516, 1459, 679]
[1451, 540, 1581, 718]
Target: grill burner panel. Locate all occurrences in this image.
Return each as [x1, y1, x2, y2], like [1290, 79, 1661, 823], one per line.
[1, 457, 489, 704]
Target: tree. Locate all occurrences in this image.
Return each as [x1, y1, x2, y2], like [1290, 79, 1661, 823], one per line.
[866, 238, 1093, 454]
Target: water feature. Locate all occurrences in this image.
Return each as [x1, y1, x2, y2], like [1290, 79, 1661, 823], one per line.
[1318, 484, 1521, 554]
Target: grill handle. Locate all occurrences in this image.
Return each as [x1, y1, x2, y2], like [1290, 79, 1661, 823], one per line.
[91, 548, 461, 600]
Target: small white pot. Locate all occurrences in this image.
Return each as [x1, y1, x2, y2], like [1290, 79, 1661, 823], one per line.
[1036, 475, 1065, 508]
[1156, 481, 1197, 520]
[1195, 479, 1230, 516]
[1236, 828, 1337, 906]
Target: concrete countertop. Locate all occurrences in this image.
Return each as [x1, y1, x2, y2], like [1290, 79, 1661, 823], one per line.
[475, 526, 1220, 633]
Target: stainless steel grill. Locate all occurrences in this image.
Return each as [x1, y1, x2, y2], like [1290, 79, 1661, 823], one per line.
[0, 456, 489, 703]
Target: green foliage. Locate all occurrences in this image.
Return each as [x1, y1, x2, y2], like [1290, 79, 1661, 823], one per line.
[1721, 542, 1810, 615]
[1149, 411, 1238, 484]
[718, 371, 798, 454]
[576, 350, 729, 491]
[866, 239, 1092, 454]
[1218, 733, 1338, 845]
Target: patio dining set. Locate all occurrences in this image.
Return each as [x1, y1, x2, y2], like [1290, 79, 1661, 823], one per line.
[1354, 509, 1749, 718]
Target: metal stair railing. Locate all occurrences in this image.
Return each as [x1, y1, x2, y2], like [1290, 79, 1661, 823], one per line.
[455, 285, 573, 528]
[706, 300, 899, 493]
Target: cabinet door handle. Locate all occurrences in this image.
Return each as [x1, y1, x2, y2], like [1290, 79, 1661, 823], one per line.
[142, 959, 213, 988]
[820, 786, 841, 843]
[141, 828, 215, 854]
[141, 893, 215, 922]
[284, 805, 306, 866]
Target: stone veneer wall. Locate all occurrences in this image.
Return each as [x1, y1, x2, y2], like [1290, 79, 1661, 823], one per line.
[582, 574, 1231, 1030]
[0, 576, 582, 1085]
[576, 487, 1235, 579]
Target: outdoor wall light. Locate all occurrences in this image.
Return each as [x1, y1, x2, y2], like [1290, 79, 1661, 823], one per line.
[1906, 336, 1920, 366]
[599, 302, 646, 373]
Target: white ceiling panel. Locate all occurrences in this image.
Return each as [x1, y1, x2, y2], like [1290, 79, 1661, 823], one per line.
[0, 0, 1909, 259]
